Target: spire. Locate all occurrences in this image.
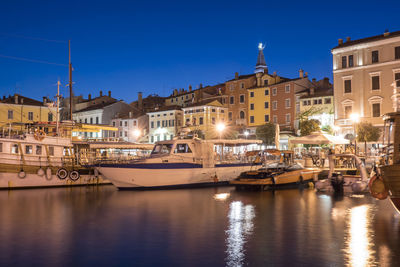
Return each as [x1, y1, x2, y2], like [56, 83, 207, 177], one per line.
[255, 43, 268, 74]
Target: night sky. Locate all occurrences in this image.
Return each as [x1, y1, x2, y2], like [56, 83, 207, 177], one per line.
[1, 0, 399, 103]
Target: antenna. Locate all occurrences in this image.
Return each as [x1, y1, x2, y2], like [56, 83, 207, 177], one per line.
[56, 80, 61, 135]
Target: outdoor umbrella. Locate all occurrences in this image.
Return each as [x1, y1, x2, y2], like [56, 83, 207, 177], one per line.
[289, 131, 349, 145]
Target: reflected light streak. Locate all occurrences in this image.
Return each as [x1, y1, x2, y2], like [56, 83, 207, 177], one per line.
[225, 201, 255, 267]
[214, 193, 230, 201]
[345, 205, 375, 267]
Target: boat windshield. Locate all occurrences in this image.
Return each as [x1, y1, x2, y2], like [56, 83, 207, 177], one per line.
[151, 144, 173, 155]
[285, 163, 304, 171]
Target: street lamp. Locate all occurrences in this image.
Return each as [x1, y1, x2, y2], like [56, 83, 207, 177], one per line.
[133, 129, 141, 140]
[350, 113, 360, 155]
[216, 122, 225, 140]
[244, 131, 249, 139]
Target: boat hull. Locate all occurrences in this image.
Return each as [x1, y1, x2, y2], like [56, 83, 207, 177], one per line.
[381, 164, 400, 212]
[98, 163, 260, 189]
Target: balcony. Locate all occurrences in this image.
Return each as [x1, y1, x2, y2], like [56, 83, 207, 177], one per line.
[235, 119, 246, 126]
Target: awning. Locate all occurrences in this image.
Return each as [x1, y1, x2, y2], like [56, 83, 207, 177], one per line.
[72, 124, 118, 132]
[88, 142, 154, 150]
[289, 131, 349, 145]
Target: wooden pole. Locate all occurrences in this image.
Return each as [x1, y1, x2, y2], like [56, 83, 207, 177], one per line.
[69, 40, 73, 121]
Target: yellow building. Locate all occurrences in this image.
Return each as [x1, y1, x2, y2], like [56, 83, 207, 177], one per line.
[247, 73, 285, 127]
[299, 86, 334, 128]
[0, 94, 58, 129]
[182, 100, 228, 139]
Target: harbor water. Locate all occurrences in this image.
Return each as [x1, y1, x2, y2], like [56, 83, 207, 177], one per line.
[0, 186, 399, 266]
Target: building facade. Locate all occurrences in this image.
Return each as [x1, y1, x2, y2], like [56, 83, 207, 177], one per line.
[147, 106, 183, 143]
[0, 94, 58, 129]
[182, 100, 228, 139]
[332, 30, 400, 137]
[110, 111, 148, 142]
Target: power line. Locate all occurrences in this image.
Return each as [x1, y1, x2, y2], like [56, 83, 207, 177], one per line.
[0, 54, 67, 67]
[0, 33, 66, 43]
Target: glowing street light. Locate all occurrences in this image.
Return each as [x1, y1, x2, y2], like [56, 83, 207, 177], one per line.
[244, 131, 249, 139]
[133, 129, 141, 139]
[350, 113, 360, 123]
[216, 122, 225, 140]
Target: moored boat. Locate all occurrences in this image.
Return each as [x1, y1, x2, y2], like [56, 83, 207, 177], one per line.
[96, 138, 263, 189]
[231, 150, 321, 190]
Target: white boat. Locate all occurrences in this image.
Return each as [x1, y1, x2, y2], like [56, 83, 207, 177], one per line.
[97, 138, 263, 189]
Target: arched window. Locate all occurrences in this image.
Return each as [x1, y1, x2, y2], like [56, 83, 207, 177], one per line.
[240, 111, 245, 119]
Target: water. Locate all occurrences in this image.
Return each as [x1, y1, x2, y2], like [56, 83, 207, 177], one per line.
[0, 186, 399, 267]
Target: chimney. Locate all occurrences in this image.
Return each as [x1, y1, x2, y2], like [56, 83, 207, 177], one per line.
[189, 85, 192, 92]
[108, 90, 111, 97]
[338, 38, 343, 45]
[312, 78, 316, 83]
[310, 87, 315, 96]
[2, 95, 5, 100]
[42, 96, 47, 104]
[235, 72, 239, 80]
[305, 72, 308, 77]
[273, 71, 277, 76]
[199, 83, 203, 89]
[323, 77, 330, 87]
[346, 37, 351, 42]
[129, 111, 132, 118]
[100, 90, 103, 97]
[173, 89, 178, 96]
[14, 94, 18, 104]
[88, 94, 91, 100]
[299, 69, 304, 78]
[384, 29, 390, 37]
[138, 92, 143, 111]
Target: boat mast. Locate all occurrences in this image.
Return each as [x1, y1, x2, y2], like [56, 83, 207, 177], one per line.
[68, 40, 73, 121]
[56, 80, 61, 135]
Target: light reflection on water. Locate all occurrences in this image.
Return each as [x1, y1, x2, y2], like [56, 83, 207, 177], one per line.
[0, 186, 399, 266]
[225, 201, 255, 267]
[345, 205, 375, 267]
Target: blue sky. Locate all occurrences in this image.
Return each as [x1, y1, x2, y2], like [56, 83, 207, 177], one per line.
[0, 0, 399, 103]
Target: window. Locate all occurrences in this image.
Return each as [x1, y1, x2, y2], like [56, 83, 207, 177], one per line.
[89, 117, 92, 124]
[11, 144, 18, 154]
[212, 109, 216, 113]
[119, 121, 122, 126]
[240, 83, 244, 89]
[199, 117, 204, 125]
[342, 56, 347, 68]
[228, 112, 232, 121]
[313, 99, 318, 105]
[286, 114, 291, 124]
[396, 46, 400, 60]
[220, 110, 224, 113]
[265, 115, 269, 122]
[171, 98, 174, 103]
[151, 136, 154, 143]
[157, 121, 160, 127]
[25, 145, 32, 154]
[84, 118, 87, 123]
[96, 117, 99, 124]
[230, 96, 234, 105]
[240, 111, 245, 119]
[36, 145, 42, 155]
[48, 146, 54, 156]
[272, 88, 277, 96]
[250, 92, 254, 98]
[264, 102, 269, 109]
[211, 117, 216, 124]
[175, 143, 192, 154]
[285, 85, 290, 93]
[230, 84, 234, 91]
[124, 121, 127, 127]
[8, 110, 13, 120]
[372, 103, 380, 117]
[28, 112, 33, 121]
[303, 100, 308, 106]
[172, 119, 175, 126]
[372, 50, 379, 63]
[48, 113, 53, 122]
[395, 72, 400, 87]
[344, 106, 352, 119]
[192, 118, 196, 125]
[0, 143, 2, 153]
[348, 55, 354, 67]
[318, 99, 322, 104]
[151, 121, 154, 128]
[324, 98, 331, 104]
[250, 103, 254, 110]
[285, 98, 291, 108]
[133, 121, 137, 126]
[344, 80, 352, 93]
[265, 89, 269, 96]
[272, 101, 277, 110]
[250, 116, 254, 123]
[273, 115, 277, 124]
[264, 80, 268, 86]
[372, 76, 380, 90]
